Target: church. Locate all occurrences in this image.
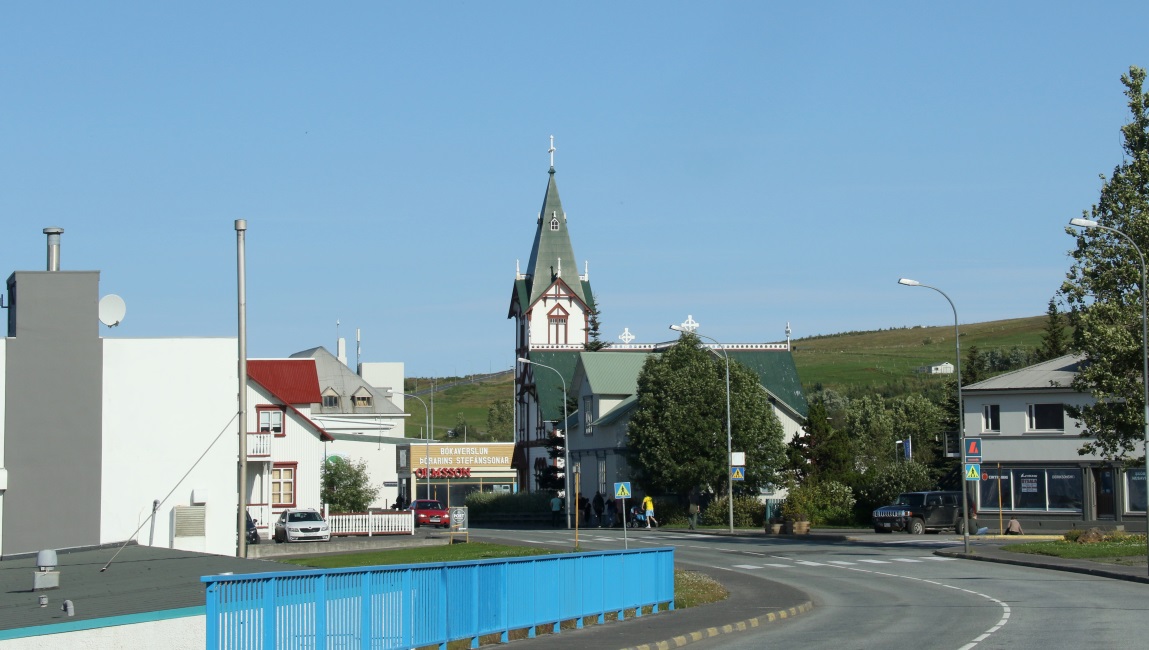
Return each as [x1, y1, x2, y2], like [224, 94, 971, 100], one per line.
[508, 139, 808, 499]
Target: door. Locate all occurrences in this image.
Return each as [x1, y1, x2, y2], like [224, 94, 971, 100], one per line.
[1094, 467, 1115, 519]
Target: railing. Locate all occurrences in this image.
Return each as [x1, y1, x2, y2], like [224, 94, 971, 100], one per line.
[326, 511, 415, 536]
[203, 547, 674, 650]
[246, 432, 271, 458]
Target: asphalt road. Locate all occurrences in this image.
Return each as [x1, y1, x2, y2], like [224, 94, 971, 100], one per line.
[470, 527, 1149, 649]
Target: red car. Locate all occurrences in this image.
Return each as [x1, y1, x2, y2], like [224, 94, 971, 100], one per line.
[409, 499, 451, 528]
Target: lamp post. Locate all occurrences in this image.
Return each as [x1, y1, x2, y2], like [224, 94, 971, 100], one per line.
[669, 325, 734, 534]
[898, 278, 970, 554]
[1069, 217, 1149, 575]
[518, 357, 571, 529]
[401, 392, 431, 501]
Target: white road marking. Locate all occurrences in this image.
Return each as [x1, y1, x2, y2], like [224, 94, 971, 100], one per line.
[857, 559, 890, 564]
[826, 560, 856, 565]
[733, 564, 762, 569]
[891, 558, 923, 563]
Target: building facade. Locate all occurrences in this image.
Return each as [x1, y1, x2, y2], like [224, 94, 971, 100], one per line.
[961, 354, 1145, 528]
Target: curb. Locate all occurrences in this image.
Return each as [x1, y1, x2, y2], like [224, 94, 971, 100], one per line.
[624, 601, 814, 650]
[935, 549, 1149, 585]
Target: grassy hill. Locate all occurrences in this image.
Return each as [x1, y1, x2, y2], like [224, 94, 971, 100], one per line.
[404, 314, 1054, 437]
[792, 315, 1048, 397]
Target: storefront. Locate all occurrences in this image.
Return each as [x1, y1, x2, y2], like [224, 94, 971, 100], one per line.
[396, 442, 517, 508]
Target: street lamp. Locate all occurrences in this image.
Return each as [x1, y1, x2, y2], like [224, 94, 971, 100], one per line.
[1069, 217, 1149, 575]
[518, 357, 571, 529]
[669, 325, 734, 534]
[898, 278, 971, 554]
[401, 393, 431, 500]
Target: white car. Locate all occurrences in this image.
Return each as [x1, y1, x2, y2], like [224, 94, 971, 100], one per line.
[273, 508, 331, 543]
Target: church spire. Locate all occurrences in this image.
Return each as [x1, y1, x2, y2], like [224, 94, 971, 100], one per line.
[524, 137, 588, 307]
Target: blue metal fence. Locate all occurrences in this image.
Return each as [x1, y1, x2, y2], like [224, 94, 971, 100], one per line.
[202, 547, 674, 650]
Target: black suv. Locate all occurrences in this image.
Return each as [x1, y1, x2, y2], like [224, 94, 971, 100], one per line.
[872, 491, 964, 534]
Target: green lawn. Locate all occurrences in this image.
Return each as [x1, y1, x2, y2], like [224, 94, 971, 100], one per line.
[1003, 537, 1148, 560]
[278, 542, 555, 569]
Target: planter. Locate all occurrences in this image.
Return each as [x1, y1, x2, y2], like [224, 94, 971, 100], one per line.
[766, 522, 784, 535]
[786, 519, 810, 535]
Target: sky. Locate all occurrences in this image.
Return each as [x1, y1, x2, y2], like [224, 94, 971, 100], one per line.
[2, 3, 1147, 377]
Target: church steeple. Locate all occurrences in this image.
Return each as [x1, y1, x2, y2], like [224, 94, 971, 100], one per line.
[523, 146, 588, 307]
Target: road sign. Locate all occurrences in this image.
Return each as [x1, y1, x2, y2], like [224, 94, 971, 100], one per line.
[965, 463, 981, 481]
[614, 482, 632, 499]
[967, 456, 982, 464]
[731, 466, 746, 481]
[966, 438, 983, 458]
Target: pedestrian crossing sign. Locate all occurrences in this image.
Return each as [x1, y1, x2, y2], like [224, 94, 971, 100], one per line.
[614, 482, 632, 499]
[731, 466, 746, 481]
[965, 463, 981, 481]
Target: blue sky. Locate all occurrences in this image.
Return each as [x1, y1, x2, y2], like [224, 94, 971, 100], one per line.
[2, 3, 1146, 377]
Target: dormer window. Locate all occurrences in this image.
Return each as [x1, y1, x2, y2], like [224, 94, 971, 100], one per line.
[550, 211, 559, 231]
[322, 388, 340, 409]
[352, 387, 373, 409]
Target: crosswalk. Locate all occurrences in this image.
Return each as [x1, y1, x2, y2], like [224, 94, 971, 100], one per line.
[729, 555, 957, 571]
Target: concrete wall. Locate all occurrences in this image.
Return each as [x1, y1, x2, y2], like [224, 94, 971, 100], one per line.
[101, 338, 237, 556]
[3, 271, 103, 555]
[961, 389, 1103, 463]
[2, 614, 204, 650]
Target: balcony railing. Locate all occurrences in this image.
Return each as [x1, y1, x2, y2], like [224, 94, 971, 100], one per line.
[246, 432, 271, 458]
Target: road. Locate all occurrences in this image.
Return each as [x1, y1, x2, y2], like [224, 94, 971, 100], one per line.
[470, 526, 1149, 649]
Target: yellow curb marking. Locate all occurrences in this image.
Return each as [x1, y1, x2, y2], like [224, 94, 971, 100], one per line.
[624, 601, 814, 650]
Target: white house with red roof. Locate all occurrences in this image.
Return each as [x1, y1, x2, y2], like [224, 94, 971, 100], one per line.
[243, 355, 406, 536]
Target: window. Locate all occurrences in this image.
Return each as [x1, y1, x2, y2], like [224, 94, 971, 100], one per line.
[982, 404, 1000, 432]
[322, 389, 339, 409]
[1127, 469, 1147, 513]
[1027, 403, 1064, 431]
[271, 463, 297, 507]
[598, 458, 607, 495]
[582, 395, 594, 434]
[259, 407, 284, 436]
[352, 388, 372, 408]
[548, 305, 569, 344]
[977, 467, 1082, 512]
[550, 212, 560, 231]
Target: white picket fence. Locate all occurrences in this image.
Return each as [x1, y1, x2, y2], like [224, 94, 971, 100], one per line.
[325, 510, 415, 536]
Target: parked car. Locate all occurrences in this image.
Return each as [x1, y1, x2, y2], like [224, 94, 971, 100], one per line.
[409, 499, 451, 528]
[872, 491, 963, 534]
[273, 508, 331, 543]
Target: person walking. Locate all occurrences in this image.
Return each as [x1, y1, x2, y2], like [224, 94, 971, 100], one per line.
[550, 494, 563, 527]
[604, 498, 616, 528]
[687, 494, 700, 531]
[592, 491, 605, 527]
[641, 494, 658, 529]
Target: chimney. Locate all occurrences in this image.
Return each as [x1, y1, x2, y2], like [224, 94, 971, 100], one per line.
[43, 227, 64, 271]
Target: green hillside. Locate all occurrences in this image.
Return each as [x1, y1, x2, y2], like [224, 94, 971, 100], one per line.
[403, 372, 515, 441]
[404, 315, 1055, 437]
[792, 315, 1049, 397]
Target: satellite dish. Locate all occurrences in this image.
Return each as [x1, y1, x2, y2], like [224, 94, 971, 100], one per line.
[98, 294, 126, 327]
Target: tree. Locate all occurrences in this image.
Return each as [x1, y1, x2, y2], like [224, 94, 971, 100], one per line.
[794, 398, 853, 483]
[963, 345, 985, 386]
[843, 395, 895, 474]
[1062, 66, 1149, 460]
[584, 302, 609, 352]
[321, 457, 380, 513]
[888, 393, 945, 471]
[486, 398, 514, 441]
[1035, 297, 1070, 362]
[626, 332, 787, 497]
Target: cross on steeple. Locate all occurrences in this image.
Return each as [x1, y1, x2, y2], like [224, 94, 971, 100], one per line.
[549, 135, 555, 168]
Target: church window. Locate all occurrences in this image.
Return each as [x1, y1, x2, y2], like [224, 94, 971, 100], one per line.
[550, 211, 560, 231]
[548, 305, 569, 345]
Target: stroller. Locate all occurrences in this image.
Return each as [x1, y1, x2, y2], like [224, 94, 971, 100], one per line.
[627, 505, 656, 528]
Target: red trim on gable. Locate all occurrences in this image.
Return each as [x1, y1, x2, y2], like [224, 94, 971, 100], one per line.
[247, 359, 333, 442]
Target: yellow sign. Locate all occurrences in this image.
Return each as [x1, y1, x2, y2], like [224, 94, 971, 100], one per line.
[731, 466, 746, 481]
[965, 463, 981, 481]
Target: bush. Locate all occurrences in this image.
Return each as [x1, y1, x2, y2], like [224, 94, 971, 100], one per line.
[464, 490, 553, 514]
[699, 495, 766, 528]
[850, 461, 934, 517]
[780, 480, 856, 525]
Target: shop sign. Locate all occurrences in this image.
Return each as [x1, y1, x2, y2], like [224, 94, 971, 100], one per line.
[415, 467, 473, 479]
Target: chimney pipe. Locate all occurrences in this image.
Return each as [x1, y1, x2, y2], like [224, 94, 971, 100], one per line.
[43, 227, 64, 271]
